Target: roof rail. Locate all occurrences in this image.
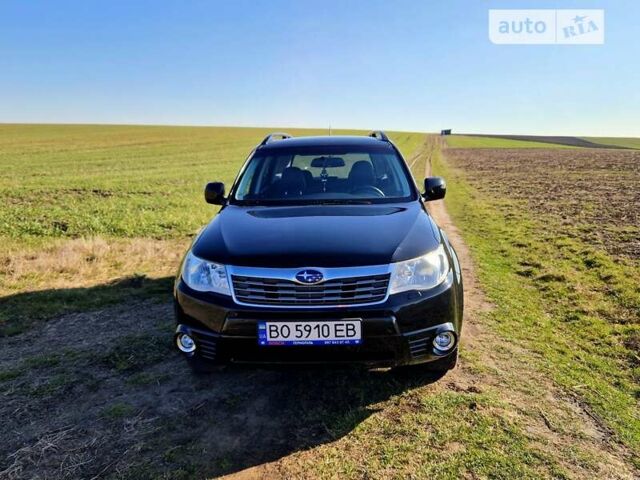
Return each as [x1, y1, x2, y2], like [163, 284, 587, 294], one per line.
[259, 132, 292, 146]
[368, 130, 389, 142]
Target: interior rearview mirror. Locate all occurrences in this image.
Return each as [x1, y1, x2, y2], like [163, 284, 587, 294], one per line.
[310, 156, 346, 168]
[423, 177, 446, 201]
[204, 182, 226, 205]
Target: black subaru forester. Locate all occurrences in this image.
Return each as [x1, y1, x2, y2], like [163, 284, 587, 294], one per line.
[174, 131, 463, 373]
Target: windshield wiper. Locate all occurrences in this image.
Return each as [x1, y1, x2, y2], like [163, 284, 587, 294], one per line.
[232, 199, 275, 206]
[234, 199, 374, 206]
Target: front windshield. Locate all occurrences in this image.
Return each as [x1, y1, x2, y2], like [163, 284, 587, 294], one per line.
[232, 144, 415, 204]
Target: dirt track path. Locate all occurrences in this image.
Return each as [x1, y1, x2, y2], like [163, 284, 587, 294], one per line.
[423, 137, 489, 344]
[3, 301, 424, 480]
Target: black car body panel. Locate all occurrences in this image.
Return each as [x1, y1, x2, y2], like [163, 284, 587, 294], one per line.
[174, 133, 463, 369]
[192, 202, 440, 268]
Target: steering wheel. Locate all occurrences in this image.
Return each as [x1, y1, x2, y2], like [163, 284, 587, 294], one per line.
[351, 185, 385, 198]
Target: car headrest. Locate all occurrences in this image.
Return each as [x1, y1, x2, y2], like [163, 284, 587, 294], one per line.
[302, 169, 313, 185]
[348, 161, 375, 187]
[280, 167, 306, 195]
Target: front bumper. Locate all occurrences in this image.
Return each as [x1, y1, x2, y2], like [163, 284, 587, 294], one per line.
[173, 271, 463, 367]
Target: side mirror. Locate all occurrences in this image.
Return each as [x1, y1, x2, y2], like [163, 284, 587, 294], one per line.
[423, 177, 446, 201]
[204, 182, 226, 205]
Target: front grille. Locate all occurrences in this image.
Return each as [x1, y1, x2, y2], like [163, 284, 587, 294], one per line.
[231, 274, 390, 307]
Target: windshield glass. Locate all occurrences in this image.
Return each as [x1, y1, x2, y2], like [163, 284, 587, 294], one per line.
[232, 144, 415, 204]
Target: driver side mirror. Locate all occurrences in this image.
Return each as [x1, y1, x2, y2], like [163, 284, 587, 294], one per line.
[423, 177, 446, 201]
[204, 182, 226, 205]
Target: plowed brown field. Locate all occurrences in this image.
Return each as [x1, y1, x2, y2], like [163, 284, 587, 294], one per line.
[444, 147, 640, 260]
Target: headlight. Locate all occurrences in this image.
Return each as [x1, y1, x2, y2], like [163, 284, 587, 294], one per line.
[182, 251, 231, 295]
[389, 245, 449, 294]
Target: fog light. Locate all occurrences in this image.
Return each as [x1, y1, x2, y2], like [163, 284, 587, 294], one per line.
[176, 333, 196, 353]
[433, 331, 455, 352]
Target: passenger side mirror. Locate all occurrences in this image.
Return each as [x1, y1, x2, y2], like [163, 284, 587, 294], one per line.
[204, 182, 226, 205]
[423, 177, 446, 201]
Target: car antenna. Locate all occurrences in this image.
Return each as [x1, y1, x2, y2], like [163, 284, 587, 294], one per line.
[329, 124, 332, 136]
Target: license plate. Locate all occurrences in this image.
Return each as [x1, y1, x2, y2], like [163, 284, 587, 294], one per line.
[258, 320, 362, 346]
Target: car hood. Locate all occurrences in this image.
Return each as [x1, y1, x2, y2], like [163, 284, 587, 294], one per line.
[191, 203, 442, 268]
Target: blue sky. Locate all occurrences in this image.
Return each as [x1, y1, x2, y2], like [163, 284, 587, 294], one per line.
[1, 0, 638, 136]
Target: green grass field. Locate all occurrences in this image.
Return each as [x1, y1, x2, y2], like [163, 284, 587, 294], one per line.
[0, 124, 423, 241]
[0, 124, 424, 333]
[583, 137, 640, 149]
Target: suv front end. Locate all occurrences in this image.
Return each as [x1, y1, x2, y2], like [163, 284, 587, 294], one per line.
[173, 132, 463, 373]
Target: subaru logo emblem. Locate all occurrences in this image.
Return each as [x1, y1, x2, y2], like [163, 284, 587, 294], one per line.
[295, 269, 324, 284]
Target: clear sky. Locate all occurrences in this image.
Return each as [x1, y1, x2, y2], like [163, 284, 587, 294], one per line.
[1, 0, 638, 136]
